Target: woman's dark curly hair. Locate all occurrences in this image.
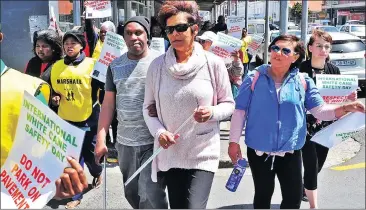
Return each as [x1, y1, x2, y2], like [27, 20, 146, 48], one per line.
[33, 29, 63, 61]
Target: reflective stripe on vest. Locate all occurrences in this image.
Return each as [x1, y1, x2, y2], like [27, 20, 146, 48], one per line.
[1, 69, 50, 167]
[51, 58, 96, 122]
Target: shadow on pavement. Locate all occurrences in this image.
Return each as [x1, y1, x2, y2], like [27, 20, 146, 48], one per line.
[218, 204, 280, 209]
[45, 184, 94, 209]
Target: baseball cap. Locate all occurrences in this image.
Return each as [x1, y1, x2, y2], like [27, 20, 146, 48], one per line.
[197, 31, 217, 42]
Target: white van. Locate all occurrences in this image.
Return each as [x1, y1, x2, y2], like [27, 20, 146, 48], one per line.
[246, 19, 265, 36]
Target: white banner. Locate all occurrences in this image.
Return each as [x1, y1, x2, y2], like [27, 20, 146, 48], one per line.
[209, 32, 243, 64]
[91, 31, 127, 83]
[150, 38, 165, 55]
[311, 112, 365, 148]
[0, 91, 85, 209]
[247, 34, 264, 55]
[227, 16, 245, 39]
[48, 6, 56, 31]
[85, 0, 112, 19]
[316, 74, 358, 104]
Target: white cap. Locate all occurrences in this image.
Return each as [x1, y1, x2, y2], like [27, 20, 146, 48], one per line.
[197, 31, 217, 42]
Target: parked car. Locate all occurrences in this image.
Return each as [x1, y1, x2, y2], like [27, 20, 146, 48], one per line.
[308, 32, 366, 91]
[308, 26, 340, 33]
[345, 20, 365, 25]
[339, 24, 366, 42]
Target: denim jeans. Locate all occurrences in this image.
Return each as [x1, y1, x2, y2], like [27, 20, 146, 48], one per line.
[116, 143, 168, 209]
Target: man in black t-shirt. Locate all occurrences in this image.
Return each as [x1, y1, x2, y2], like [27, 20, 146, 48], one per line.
[210, 15, 228, 34]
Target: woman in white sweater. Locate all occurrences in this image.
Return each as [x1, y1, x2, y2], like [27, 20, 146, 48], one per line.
[142, 1, 234, 209]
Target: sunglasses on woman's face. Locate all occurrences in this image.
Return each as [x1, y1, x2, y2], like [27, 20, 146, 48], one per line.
[165, 23, 194, 35]
[270, 45, 296, 56]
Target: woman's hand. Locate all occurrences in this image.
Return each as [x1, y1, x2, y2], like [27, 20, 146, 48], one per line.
[194, 106, 212, 123]
[343, 101, 365, 113]
[231, 50, 240, 62]
[347, 91, 357, 102]
[52, 96, 60, 106]
[147, 103, 158, 117]
[158, 131, 180, 149]
[54, 157, 88, 200]
[228, 142, 242, 165]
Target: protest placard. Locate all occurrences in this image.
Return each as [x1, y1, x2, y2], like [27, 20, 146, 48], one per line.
[0, 91, 85, 209]
[316, 74, 358, 104]
[91, 31, 127, 83]
[85, 0, 112, 19]
[247, 34, 264, 55]
[227, 16, 245, 39]
[48, 6, 56, 31]
[311, 112, 365, 148]
[209, 32, 243, 64]
[150, 38, 165, 55]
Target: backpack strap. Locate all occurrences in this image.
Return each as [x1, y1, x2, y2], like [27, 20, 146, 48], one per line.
[251, 70, 260, 91]
[298, 73, 307, 91]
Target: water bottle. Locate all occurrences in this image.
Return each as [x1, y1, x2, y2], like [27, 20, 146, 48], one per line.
[225, 158, 247, 192]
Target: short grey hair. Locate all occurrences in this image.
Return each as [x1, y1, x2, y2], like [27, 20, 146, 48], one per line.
[101, 21, 116, 32]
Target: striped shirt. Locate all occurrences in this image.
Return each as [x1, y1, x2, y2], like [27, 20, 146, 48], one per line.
[105, 49, 161, 146]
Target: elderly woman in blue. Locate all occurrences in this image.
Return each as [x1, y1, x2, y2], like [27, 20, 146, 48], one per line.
[228, 34, 365, 209]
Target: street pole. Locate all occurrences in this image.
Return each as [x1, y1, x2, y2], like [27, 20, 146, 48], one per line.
[73, 0, 81, 26]
[112, 0, 118, 26]
[245, 0, 248, 29]
[301, 0, 308, 43]
[280, 0, 288, 34]
[264, 0, 270, 64]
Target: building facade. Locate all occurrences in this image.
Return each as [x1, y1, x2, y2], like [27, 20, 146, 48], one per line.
[322, 0, 365, 25]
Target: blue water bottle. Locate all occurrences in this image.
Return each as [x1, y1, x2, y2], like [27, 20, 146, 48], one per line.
[225, 158, 247, 192]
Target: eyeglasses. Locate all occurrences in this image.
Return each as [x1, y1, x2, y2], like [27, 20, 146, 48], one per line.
[165, 23, 194, 34]
[315, 44, 331, 51]
[270, 45, 296, 56]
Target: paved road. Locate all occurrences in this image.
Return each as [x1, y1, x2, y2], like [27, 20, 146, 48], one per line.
[44, 98, 365, 209]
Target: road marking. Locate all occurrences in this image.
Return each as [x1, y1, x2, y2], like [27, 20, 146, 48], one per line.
[331, 162, 365, 171]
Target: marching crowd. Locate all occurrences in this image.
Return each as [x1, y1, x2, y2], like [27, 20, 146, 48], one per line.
[1, 1, 365, 209]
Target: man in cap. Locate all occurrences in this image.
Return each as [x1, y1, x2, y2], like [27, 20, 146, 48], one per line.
[94, 16, 168, 209]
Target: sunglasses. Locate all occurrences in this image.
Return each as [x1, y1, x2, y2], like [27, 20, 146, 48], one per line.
[270, 45, 297, 56]
[199, 39, 212, 44]
[165, 23, 194, 34]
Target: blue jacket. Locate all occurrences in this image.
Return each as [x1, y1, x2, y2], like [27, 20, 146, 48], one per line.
[235, 64, 324, 152]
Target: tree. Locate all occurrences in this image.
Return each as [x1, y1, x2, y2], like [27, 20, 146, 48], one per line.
[290, 2, 302, 24]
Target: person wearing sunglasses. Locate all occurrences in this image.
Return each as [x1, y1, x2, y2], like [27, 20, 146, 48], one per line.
[143, 1, 234, 209]
[228, 34, 365, 209]
[299, 29, 357, 208]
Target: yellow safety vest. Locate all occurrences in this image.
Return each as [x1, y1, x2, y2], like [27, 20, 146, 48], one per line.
[1, 68, 50, 167]
[50, 58, 96, 122]
[92, 39, 103, 60]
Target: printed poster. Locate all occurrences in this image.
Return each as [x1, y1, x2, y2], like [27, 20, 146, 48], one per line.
[150, 38, 165, 54]
[91, 31, 128, 83]
[227, 16, 245, 39]
[316, 74, 358, 104]
[247, 34, 264, 55]
[209, 32, 243, 64]
[28, 15, 48, 43]
[85, 0, 112, 19]
[311, 112, 365, 148]
[1, 91, 85, 209]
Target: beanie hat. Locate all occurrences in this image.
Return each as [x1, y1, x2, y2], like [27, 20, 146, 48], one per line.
[124, 16, 151, 39]
[63, 30, 86, 50]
